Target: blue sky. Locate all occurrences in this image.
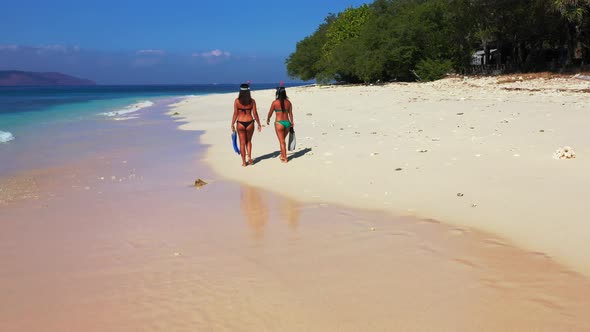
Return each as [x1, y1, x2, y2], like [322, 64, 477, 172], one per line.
[0, 0, 370, 84]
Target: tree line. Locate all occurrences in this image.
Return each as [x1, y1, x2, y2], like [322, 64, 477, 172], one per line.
[286, 0, 590, 83]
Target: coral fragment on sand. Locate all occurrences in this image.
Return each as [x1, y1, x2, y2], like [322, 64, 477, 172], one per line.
[194, 178, 208, 188]
[553, 146, 576, 160]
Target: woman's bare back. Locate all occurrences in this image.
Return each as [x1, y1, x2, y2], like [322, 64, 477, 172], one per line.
[272, 99, 291, 121]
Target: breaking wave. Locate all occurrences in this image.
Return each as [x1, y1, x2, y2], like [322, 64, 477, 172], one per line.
[0, 130, 15, 143]
[102, 101, 154, 117]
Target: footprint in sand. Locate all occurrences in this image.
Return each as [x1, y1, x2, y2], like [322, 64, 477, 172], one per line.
[449, 228, 466, 236]
[388, 231, 415, 237]
[483, 238, 509, 248]
[418, 244, 439, 254]
[481, 278, 518, 292]
[529, 251, 551, 261]
[528, 296, 565, 311]
[418, 218, 440, 225]
[453, 257, 480, 269]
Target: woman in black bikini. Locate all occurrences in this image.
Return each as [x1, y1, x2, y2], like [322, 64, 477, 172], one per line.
[231, 83, 261, 166]
[266, 86, 294, 163]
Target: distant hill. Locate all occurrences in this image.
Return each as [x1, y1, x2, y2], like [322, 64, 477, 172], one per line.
[0, 70, 96, 86]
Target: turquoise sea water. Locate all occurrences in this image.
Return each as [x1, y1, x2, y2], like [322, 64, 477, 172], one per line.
[0, 84, 303, 175]
[0, 84, 293, 140]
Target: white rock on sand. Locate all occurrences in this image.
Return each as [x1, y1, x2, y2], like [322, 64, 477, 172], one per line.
[170, 76, 590, 276]
[553, 146, 577, 159]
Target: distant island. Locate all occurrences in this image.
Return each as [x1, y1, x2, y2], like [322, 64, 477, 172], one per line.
[0, 70, 96, 86]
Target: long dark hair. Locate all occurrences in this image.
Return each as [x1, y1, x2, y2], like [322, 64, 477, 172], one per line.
[276, 86, 288, 112]
[238, 83, 251, 106]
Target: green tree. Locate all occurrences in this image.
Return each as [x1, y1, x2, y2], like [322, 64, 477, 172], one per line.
[286, 14, 335, 81]
[319, 5, 371, 82]
[353, 0, 472, 81]
[554, 0, 588, 23]
[322, 5, 371, 59]
[287, 0, 588, 83]
[553, 0, 590, 65]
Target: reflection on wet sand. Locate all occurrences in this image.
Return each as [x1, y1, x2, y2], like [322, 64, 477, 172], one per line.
[240, 185, 268, 238]
[240, 185, 300, 237]
[280, 197, 300, 230]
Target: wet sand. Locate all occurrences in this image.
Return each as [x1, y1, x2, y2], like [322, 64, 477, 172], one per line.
[1, 98, 590, 331]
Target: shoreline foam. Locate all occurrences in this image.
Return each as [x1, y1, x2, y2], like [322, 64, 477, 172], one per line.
[171, 76, 590, 276]
[102, 100, 154, 117]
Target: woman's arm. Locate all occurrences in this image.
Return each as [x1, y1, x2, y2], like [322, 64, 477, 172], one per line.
[231, 99, 238, 132]
[266, 101, 275, 125]
[252, 99, 261, 132]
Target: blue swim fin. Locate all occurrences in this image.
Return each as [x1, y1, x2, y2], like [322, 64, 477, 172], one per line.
[232, 132, 240, 154]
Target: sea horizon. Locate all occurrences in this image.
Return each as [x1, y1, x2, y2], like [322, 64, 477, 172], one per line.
[0, 81, 312, 87]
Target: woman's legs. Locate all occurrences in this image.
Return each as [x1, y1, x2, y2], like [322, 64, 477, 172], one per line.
[245, 123, 255, 164]
[237, 125, 248, 166]
[274, 122, 288, 162]
[238, 122, 255, 166]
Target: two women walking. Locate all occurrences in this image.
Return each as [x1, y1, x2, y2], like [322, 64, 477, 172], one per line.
[231, 83, 294, 166]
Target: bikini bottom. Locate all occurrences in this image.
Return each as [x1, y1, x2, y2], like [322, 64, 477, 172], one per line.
[237, 120, 254, 128]
[276, 120, 291, 129]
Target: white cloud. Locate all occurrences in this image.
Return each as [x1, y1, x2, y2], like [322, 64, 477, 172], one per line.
[0, 44, 19, 51]
[0, 44, 81, 53]
[34, 44, 81, 55]
[136, 49, 166, 56]
[192, 49, 231, 58]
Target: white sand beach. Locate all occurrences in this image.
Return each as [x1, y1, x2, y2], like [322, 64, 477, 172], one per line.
[172, 74, 590, 276]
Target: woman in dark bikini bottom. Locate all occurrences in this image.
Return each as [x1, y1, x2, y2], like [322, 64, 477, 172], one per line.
[232, 83, 261, 166]
[237, 118, 254, 129]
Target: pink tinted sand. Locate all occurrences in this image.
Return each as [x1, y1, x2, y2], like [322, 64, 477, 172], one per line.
[1, 99, 590, 331]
